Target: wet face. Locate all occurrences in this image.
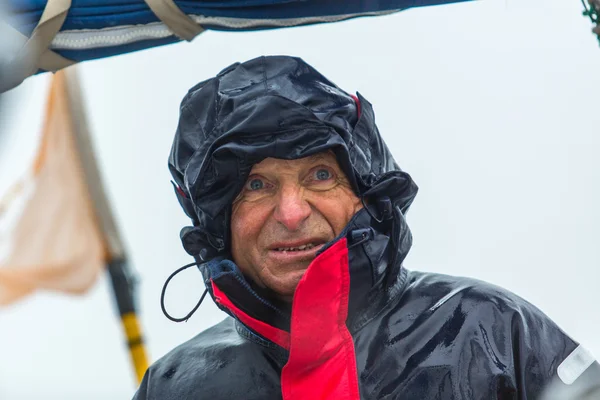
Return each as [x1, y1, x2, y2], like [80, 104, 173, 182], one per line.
[230, 151, 362, 301]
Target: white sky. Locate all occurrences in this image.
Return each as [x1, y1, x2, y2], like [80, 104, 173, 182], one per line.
[0, 1, 599, 398]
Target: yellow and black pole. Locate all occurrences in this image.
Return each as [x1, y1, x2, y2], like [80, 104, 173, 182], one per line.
[108, 258, 149, 383]
[62, 66, 150, 383]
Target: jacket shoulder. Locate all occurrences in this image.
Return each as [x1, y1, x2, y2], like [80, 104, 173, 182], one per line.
[132, 317, 281, 400]
[405, 270, 558, 318]
[402, 270, 579, 359]
[403, 270, 580, 396]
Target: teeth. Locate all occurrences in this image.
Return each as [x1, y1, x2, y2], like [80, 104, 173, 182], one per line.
[276, 243, 316, 251]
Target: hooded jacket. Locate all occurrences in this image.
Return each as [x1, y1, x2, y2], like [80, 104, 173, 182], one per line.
[134, 56, 599, 400]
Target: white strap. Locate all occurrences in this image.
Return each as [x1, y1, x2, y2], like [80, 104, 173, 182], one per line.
[38, 49, 76, 72]
[28, 0, 71, 60]
[0, 0, 76, 92]
[144, 0, 204, 41]
[1, 0, 204, 92]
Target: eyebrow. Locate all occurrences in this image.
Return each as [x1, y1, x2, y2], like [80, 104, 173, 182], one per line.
[306, 151, 336, 163]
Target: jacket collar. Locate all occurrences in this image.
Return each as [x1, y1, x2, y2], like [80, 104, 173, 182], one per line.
[200, 205, 412, 337]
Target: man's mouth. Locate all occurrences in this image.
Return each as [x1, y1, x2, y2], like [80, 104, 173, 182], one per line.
[267, 239, 327, 264]
[274, 243, 317, 252]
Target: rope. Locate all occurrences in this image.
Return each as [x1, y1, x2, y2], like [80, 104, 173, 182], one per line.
[582, 0, 600, 44]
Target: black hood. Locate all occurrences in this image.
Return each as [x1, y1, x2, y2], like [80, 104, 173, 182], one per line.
[169, 55, 418, 258]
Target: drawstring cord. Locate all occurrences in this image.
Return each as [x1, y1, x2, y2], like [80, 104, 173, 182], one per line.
[160, 261, 209, 322]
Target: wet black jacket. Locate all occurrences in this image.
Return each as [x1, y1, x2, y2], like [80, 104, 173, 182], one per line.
[134, 56, 599, 399]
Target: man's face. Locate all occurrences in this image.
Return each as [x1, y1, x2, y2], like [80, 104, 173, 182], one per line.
[230, 151, 362, 301]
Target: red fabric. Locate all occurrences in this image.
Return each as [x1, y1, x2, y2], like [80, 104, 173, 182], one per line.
[350, 94, 361, 118]
[175, 185, 187, 198]
[211, 280, 291, 350]
[281, 238, 360, 400]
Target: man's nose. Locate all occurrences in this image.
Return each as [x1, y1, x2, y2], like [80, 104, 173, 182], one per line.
[273, 185, 311, 232]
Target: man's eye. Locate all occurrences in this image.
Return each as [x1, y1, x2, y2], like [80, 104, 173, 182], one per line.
[314, 168, 333, 181]
[247, 178, 265, 191]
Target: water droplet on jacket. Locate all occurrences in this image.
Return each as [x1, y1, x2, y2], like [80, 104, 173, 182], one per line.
[163, 367, 177, 379]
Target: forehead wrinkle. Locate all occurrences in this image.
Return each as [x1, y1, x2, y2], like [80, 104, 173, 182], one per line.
[249, 151, 338, 175]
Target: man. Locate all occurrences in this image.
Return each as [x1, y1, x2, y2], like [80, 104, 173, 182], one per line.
[134, 56, 599, 399]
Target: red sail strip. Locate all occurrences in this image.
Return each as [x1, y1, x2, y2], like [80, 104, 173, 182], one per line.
[211, 280, 291, 350]
[281, 238, 360, 400]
